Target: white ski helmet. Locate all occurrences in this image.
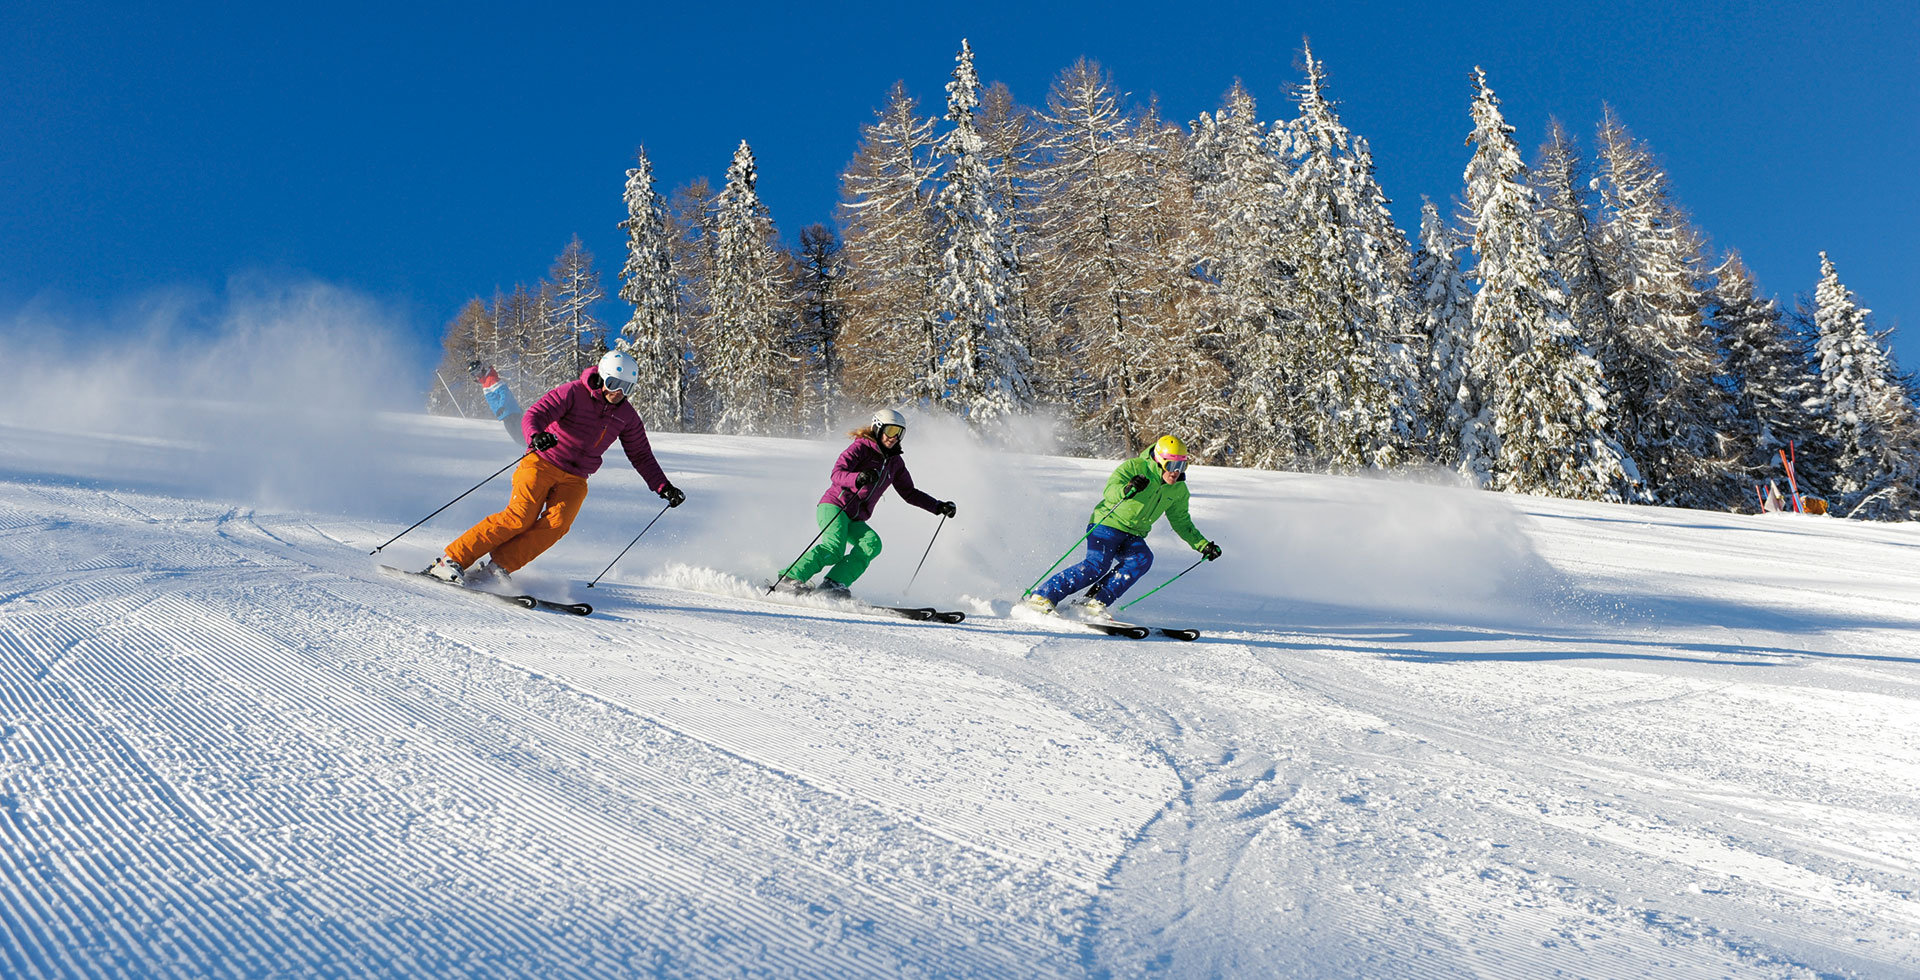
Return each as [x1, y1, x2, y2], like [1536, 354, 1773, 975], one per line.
[597, 350, 640, 392]
[871, 408, 907, 433]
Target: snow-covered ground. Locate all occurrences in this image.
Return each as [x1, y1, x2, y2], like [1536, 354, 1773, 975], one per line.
[2, 385, 1918, 977]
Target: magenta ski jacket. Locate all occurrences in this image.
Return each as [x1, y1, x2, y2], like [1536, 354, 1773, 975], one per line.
[818, 435, 941, 523]
[522, 367, 670, 491]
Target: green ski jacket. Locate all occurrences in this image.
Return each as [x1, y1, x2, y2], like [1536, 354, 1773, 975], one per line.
[1090, 448, 1209, 550]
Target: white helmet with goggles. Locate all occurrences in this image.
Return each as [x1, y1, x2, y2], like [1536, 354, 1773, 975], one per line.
[871, 409, 907, 438]
[597, 350, 640, 394]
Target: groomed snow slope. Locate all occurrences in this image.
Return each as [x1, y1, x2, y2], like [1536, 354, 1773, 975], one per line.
[1, 406, 1917, 979]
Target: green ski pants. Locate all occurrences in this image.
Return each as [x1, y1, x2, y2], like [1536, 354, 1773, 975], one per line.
[782, 504, 883, 586]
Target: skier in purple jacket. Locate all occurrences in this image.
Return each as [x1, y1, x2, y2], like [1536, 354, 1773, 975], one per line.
[774, 409, 955, 599]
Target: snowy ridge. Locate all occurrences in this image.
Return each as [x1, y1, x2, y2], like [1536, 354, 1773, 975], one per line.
[1, 409, 1918, 977]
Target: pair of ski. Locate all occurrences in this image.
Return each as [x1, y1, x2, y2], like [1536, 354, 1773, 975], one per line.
[759, 582, 966, 624]
[1075, 620, 1200, 642]
[855, 604, 966, 624]
[380, 565, 593, 616]
[1038, 614, 1199, 641]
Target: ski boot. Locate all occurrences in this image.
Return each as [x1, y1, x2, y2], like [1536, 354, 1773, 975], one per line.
[1081, 598, 1115, 622]
[466, 560, 512, 591]
[771, 577, 812, 595]
[1022, 593, 1057, 615]
[816, 579, 854, 600]
[426, 556, 466, 585]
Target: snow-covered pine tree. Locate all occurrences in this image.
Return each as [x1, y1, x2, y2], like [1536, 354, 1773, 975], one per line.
[836, 82, 942, 410]
[1534, 120, 1621, 379]
[1811, 252, 1920, 519]
[1591, 109, 1740, 507]
[1187, 82, 1292, 467]
[977, 80, 1048, 411]
[618, 147, 686, 430]
[532, 237, 607, 390]
[1411, 198, 1474, 466]
[1459, 68, 1638, 501]
[703, 141, 795, 436]
[793, 223, 845, 434]
[1032, 57, 1165, 451]
[1271, 45, 1417, 470]
[1705, 253, 1827, 486]
[932, 40, 1033, 429]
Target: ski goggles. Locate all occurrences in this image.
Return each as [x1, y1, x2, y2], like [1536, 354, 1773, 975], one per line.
[878, 423, 904, 438]
[601, 374, 633, 395]
[1160, 455, 1190, 474]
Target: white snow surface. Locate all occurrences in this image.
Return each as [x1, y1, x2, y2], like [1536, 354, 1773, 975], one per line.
[2, 400, 1918, 977]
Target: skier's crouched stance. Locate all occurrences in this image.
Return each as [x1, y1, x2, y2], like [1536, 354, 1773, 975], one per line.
[428, 351, 685, 587]
[1025, 435, 1221, 620]
[774, 409, 955, 600]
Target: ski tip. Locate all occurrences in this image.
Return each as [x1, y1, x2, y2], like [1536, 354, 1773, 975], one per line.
[1159, 628, 1201, 641]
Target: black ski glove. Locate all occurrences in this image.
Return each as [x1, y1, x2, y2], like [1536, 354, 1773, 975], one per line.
[938, 500, 957, 518]
[1200, 541, 1222, 561]
[1124, 475, 1150, 498]
[529, 432, 558, 452]
[659, 484, 685, 508]
[854, 469, 879, 489]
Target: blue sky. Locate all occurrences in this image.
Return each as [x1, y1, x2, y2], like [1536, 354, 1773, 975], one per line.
[3, 1, 1914, 370]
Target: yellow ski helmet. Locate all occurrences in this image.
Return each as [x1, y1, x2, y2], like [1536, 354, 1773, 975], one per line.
[1153, 435, 1190, 467]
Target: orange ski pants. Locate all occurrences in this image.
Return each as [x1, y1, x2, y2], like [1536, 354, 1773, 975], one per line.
[445, 454, 589, 573]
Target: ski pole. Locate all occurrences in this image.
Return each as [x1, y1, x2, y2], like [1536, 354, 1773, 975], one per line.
[369, 451, 530, 555]
[903, 513, 947, 596]
[768, 505, 844, 595]
[1021, 489, 1137, 597]
[586, 502, 672, 588]
[1117, 557, 1206, 612]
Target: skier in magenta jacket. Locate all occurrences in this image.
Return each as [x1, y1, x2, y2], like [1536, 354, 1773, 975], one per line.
[428, 351, 685, 587]
[775, 409, 955, 599]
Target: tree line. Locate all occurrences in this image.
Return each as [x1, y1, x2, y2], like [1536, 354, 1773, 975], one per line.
[429, 40, 1920, 520]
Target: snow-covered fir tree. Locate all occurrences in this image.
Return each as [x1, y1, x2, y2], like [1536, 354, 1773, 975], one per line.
[1533, 121, 1620, 375]
[618, 147, 686, 430]
[1591, 109, 1739, 507]
[1187, 82, 1292, 466]
[1705, 253, 1827, 485]
[1411, 198, 1474, 465]
[1271, 46, 1418, 470]
[1811, 252, 1920, 519]
[703, 141, 795, 436]
[976, 80, 1048, 411]
[1459, 68, 1638, 501]
[932, 40, 1033, 428]
[836, 82, 942, 409]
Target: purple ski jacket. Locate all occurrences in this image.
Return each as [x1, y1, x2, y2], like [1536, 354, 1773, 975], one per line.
[819, 435, 941, 523]
[522, 366, 670, 491]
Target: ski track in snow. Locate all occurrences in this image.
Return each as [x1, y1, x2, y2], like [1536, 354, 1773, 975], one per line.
[1, 418, 1918, 978]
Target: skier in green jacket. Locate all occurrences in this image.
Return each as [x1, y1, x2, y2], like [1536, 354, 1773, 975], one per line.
[1023, 435, 1221, 620]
